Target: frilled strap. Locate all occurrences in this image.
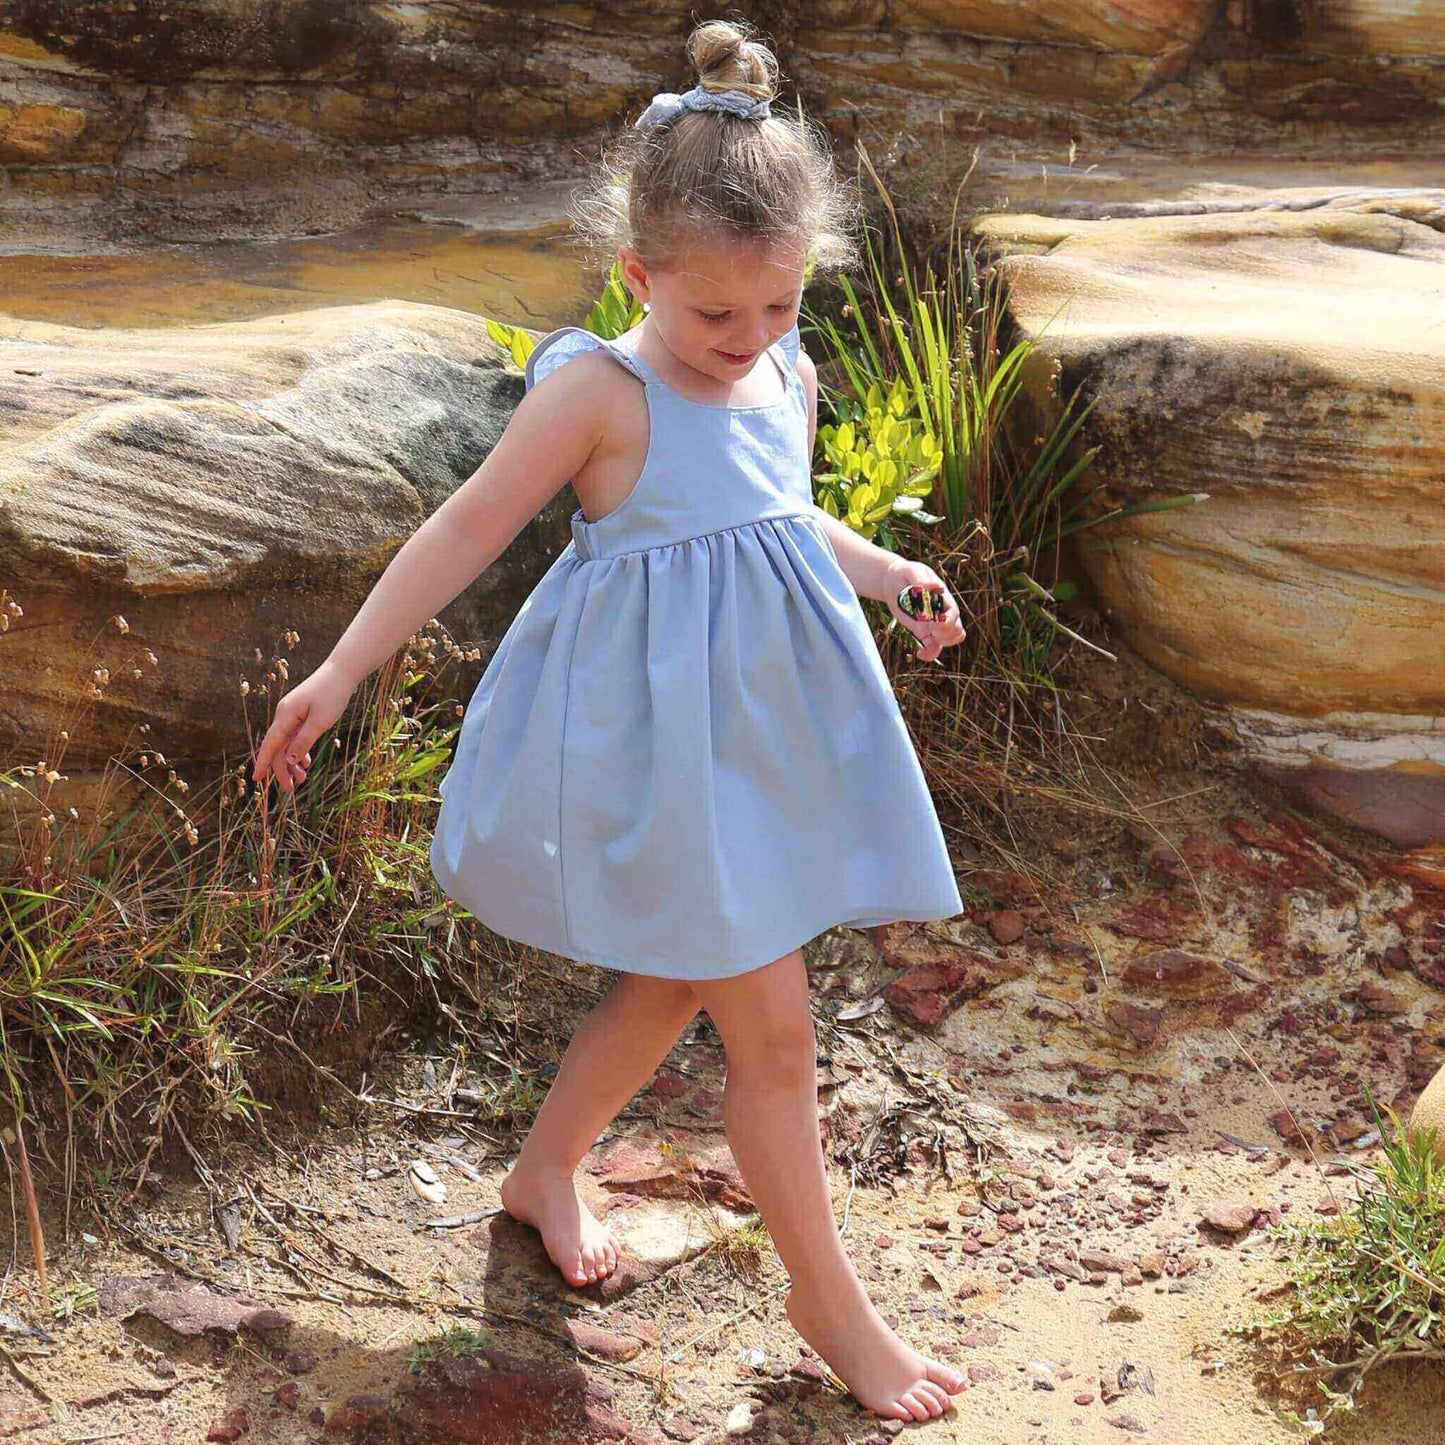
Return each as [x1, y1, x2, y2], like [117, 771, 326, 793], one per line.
[774, 321, 801, 373]
[524, 327, 653, 393]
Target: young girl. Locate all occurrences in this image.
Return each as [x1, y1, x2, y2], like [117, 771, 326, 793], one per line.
[253, 19, 968, 1424]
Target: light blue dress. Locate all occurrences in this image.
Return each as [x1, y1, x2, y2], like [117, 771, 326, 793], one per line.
[429, 319, 963, 980]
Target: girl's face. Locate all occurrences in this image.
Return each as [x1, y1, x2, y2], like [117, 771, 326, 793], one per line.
[618, 233, 806, 384]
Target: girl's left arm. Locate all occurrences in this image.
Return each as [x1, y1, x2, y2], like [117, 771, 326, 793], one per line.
[796, 348, 965, 662]
[796, 349, 894, 600]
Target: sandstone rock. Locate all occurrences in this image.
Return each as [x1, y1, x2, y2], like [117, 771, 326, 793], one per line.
[1357, 978, 1411, 1016]
[1269, 1108, 1309, 1145]
[279, 1346, 316, 1374]
[206, 1408, 248, 1442]
[0, 1391, 47, 1437]
[883, 953, 996, 1026]
[1122, 950, 1225, 998]
[564, 1319, 649, 1364]
[399, 1347, 633, 1443]
[0, 3, 1438, 253]
[987, 909, 1026, 945]
[0, 302, 573, 787]
[976, 196, 1445, 846]
[323, 1394, 389, 1433]
[1202, 1202, 1258, 1234]
[603, 1204, 727, 1274]
[1104, 1000, 1163, 1046]
[96, 1273, 291, 1337]
[1043, 1254, 1089, 1283]
[1103, 897, 1195, 942]
[1408, 1060, 1445, 1163]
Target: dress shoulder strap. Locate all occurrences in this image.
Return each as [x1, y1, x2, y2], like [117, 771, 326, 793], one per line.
[523, 326, 656, 393]
[771, 321, 801, 375]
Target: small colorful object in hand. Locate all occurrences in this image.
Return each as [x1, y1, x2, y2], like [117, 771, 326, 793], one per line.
[896, 582, 949, 622]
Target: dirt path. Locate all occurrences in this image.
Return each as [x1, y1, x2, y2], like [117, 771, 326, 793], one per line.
[3, 771, 1442, 1444]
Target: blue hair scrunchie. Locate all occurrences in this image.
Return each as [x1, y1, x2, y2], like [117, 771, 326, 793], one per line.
[634, 84, 772, 128]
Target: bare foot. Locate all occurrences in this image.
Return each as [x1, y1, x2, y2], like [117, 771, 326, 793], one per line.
[786, 1284, 967, 1422]
[499, 1166, 619, 1289]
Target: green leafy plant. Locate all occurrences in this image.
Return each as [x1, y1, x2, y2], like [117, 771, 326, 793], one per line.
[485, 257, 645, 370]
[52, 1284, 97, 1321]
[408, 1322, 494, 1374]
[1257, 1096, 1445, 1435]
[807, 141, 1205, 680]
[813, 379, 945, 541]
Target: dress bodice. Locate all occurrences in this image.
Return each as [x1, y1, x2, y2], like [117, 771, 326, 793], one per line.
[523, 320, 812, 561]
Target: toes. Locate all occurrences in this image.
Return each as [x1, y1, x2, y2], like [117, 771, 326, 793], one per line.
[898, 1390, 930, 1422]
[927, 1360, 967, 1395]
[916, 1380, 949, 1413]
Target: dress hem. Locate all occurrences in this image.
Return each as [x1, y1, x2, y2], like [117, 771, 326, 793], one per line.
[438, 895, 963, 982]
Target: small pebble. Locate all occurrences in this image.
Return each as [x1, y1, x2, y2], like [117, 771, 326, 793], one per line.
[725, 1401, 753, 1435]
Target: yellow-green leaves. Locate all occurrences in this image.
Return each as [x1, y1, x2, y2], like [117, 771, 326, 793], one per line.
[814, 377, 944, 541]
[486, 259, 645, 374]
[485, 318, 535, 370]
[582, 258, 647, 339]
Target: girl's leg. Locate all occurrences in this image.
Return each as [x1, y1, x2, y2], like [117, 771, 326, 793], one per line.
[500, 971, 700, 1287]
[688, 948, 966, 1423]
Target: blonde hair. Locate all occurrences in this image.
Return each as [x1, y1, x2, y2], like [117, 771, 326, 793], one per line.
[568, 19, 862, 278]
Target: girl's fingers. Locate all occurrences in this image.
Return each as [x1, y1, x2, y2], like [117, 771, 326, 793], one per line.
[253, 743, 311, 792]
[254, 730, 291, 782]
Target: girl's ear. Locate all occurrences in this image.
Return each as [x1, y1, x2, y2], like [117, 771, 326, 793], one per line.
[617, 246, 652, 304]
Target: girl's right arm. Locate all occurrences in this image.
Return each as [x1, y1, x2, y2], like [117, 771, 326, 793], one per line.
[252, 357, 607, 791]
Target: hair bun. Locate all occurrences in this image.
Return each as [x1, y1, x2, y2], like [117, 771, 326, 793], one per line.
[687, 18, 778, 105]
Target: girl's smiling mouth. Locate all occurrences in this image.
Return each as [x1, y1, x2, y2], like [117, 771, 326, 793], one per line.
[714, 347, 758, 365]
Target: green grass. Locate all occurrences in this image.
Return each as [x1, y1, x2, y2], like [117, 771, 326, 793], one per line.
[1259, 1100, 1445, 1435]
[1, 613, 475, 1171]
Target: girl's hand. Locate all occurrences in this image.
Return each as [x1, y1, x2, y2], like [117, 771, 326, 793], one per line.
[882, 559, 966, 663]
[252, 662, 356, 794]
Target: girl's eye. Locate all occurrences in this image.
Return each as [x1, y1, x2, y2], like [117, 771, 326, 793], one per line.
[697, 304, 796, 323]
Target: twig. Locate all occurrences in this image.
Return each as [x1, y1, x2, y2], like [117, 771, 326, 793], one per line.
[0, 1338, 52, 1402]
[424, 1209, 503, 1230]
[257, 1182, 410, 1290]
[1290, 1345, 1445, 1378]
[244, 1187, 406, 1301]
[662, 1280, 789, 1363]
[11, 1115, 48, 1311]
[357, 1094, 487, 1123]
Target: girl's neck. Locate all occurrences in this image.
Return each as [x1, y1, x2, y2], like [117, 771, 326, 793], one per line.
[624, 317, 784, 408]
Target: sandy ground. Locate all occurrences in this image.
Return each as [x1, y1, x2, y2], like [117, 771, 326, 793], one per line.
[3, 710, 1443, 1444]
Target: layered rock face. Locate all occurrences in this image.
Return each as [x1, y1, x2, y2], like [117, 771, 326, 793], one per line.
[0, 302, 570, 769]
[0, 2, 1441, 244]
[974, 194, 1445, 845]
[1, 7, 1442, 848]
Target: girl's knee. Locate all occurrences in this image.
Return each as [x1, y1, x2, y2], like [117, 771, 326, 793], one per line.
[722, 1011, 816, 1083]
